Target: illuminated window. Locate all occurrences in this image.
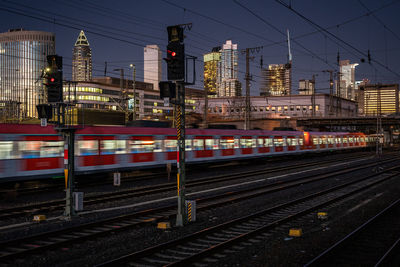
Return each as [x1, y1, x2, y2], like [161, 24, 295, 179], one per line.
[220, 138, 235, 149]
[164, 140, 178, 152]
[130, 140, 155, 153]
[240, 138, 253, 148]
[273, 138, 284, 147]
[77, 140, 98, 156]
[193, 139, 204, 150]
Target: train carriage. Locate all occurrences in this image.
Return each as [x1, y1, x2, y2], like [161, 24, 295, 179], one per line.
[0, 124, 372, 182]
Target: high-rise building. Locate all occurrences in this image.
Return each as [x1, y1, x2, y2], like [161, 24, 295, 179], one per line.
[362, 84, 399, 115]
[337, 60, 358, 100]
[260, 64, 291, 96]
[298, 79, 314, 95]
[144, 45, 161, 91]
[217, 40, 241, 96]
[0, 29, 55, 118]
[72, 30, 92, 82]
[203, 47, 221, 96]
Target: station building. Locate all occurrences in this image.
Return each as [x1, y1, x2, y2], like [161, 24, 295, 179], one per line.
[194, 94, 358, 120]
[63, 76, 202, 121]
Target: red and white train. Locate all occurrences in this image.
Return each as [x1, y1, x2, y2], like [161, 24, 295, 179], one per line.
[0, 124, 374, 181]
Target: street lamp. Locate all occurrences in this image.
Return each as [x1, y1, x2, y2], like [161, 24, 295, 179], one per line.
[130, 64, 136, 120]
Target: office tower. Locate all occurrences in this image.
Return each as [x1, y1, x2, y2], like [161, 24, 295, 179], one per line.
[363, 84, 399, 115]
[298, 79, 314, 95]
[260, 64, 291, 96]
[0, 29, 55, 118]
[218, 40, 241, 97]
[203, 47, 221, 96]
[144, 45, 161, 91]
[337, 60, 358, 100]
[72, 30, 92, 82]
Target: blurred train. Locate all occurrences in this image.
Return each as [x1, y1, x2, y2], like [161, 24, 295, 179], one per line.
[0, 124, 374, 182]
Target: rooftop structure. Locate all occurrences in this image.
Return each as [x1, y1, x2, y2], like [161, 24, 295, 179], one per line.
[72, 30, 92, 82]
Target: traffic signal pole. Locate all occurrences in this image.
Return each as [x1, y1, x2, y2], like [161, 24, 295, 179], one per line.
[175, 82, 186, 226]
[162, 24, 192, 226]
[63, 128, 76, 218]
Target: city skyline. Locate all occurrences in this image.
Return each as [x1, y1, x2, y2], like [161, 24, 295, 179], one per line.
[0, 0, 399, 96]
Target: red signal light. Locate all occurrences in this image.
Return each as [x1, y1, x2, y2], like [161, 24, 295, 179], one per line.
[167, 50, 176, 57]
[50, 77, 55, 83]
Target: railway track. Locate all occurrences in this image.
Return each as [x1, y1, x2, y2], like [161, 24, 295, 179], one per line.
[96, 167, 400, 266]
[305, 198, 400, 266]
[0, 151, 371, 196]
[0, 170, 167, 196]
[0, 154, 375, 220]
[0, 156, 398, 264]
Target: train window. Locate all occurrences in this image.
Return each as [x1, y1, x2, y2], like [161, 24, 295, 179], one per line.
[220, 139, 235, 149]
[193, 139, 204, 150]
[287, 138, 298, 146]
[252, 139, 257, 148]
[100, 140, 126, 155]
[349, 137, 354, 143]
[328, 137, 334, 144]
[273, 138, 284, 147]
[360, 137, 365, 142]
[298, 138, 304, 145]
[185, 140, 192, 151]
[240, 138, 253, 148]
[0, 141, 15, 159]
[257, 138, 263, 147]
[19, 141, 41, 158]
[265, 138, 273, 147]
[321, 136, 328, 145]
[130, 140, 155, 153]
[40, 141, 64, 157]
[312, 137, 319, 145]
[77, 140, 99, 156]
[343, 137, 348, 143]
[165, 140, 177, 151]
[116, 140, 127, 154]
[205, 139, 218, 150]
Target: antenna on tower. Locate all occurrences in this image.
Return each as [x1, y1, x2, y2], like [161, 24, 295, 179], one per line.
[287, 29, 292, 64]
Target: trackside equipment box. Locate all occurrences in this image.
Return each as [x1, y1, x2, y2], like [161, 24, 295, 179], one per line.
[185, 200, 196, 222]
[113, 172, 121, 186]
[73, 192, 84, 211]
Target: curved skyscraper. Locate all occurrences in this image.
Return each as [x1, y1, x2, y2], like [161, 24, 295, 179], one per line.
[0, 29, 55, 119]
[72, 30, 92, 82]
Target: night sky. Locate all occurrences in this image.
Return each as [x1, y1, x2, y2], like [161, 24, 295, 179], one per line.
[1, 0, 399, 95]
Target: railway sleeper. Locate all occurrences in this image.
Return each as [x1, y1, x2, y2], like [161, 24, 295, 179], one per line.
[197, 238, 220, 245]
[165, 248, 196, 256]
[186, 242, 209, 248]
[175, 246, 203, 252]
[142, 256, 171, 264]
[205, 235, 229, 242]
[154, 252, 184, 260]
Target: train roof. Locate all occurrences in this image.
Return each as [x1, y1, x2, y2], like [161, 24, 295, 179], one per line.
[0, 124, 362, 136]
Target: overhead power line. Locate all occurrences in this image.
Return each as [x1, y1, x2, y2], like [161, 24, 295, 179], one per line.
[275, 0, 400, 79]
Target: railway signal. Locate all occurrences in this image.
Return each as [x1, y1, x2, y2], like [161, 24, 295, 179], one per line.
[45, 55, 63, 103]
[165, 40, 185, 81]
[163, 24, 191, 226]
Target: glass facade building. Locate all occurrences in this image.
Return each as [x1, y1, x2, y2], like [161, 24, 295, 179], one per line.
[0, 29, 55, 119]
[218, 40, 241, 97]
[203, 51, 220, 96]
[72, 30, 92, 82]
[144, 45, 161, 91]
[338, 60, 358, 100]
[260, 64, 291, 96]
[363, 84, 399, 115]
